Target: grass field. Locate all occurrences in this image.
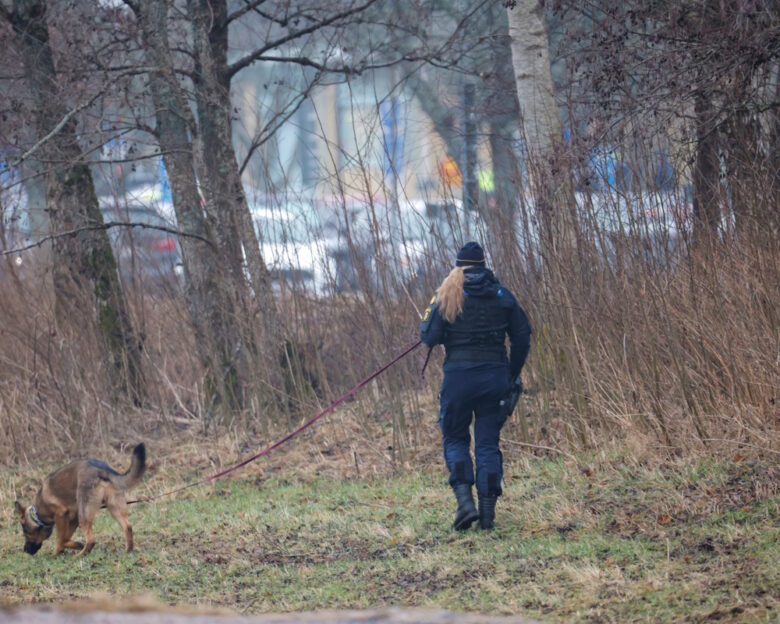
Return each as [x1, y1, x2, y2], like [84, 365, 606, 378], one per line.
[0, 441, 777, 623]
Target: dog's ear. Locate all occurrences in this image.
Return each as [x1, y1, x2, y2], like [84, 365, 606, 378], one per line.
[14, 501, 26, 522]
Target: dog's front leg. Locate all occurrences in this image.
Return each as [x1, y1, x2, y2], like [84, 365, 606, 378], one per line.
[54, 515, 83, 554]
[53, 515, 68, 555]
[63, 540, 83, 551]
[56, 540, 84, 554]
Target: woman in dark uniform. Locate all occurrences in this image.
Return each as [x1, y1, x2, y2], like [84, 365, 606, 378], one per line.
[420, 242, 531, 530]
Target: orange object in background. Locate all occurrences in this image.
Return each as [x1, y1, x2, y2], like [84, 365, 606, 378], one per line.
[439, 156, 462, 186]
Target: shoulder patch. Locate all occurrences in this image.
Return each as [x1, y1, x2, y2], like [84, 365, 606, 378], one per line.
[421, 300, 438, 330]
[422, 294, 437, 323]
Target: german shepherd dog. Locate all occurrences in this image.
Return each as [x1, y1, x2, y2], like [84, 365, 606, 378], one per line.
[14, 443, 146, 557]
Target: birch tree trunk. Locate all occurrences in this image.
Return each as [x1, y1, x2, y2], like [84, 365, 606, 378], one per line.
[506, 0, 576, 256]
[8, 0, 144, 404]
[506, 0, 560, 153]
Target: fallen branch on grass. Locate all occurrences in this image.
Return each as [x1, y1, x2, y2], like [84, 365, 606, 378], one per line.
[502, 438, 578, 462]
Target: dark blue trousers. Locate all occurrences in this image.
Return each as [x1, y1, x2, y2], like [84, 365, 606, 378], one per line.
[439, 364, 510, 496]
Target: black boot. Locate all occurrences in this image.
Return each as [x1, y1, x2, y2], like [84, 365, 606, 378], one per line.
[452, 484, 478, 531]
[478, 494, 498, 530]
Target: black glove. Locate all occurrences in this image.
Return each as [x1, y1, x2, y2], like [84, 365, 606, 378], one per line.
[499, 375, 523, 417]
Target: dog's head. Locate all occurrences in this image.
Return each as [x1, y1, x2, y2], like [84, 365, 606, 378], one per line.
[14, 501, 53, 555]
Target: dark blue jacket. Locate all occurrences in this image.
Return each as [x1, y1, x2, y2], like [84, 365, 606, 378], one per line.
[420, 268, 531, 377]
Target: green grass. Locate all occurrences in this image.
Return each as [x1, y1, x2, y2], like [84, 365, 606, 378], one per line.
[0, 453, 777, 622]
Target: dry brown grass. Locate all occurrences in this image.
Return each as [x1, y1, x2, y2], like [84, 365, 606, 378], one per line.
[1, 178, 777, 467]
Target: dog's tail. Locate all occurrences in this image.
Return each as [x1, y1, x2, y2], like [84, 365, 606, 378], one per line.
[111, 443, 146, 491]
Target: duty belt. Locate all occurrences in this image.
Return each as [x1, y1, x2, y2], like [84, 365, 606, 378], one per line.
[444, 349, 507, 363]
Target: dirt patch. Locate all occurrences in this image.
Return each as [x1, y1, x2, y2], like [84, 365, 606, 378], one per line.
[247, 536, 438, 566]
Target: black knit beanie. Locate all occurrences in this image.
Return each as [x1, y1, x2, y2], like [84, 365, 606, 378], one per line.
[456, 241, 486, 267]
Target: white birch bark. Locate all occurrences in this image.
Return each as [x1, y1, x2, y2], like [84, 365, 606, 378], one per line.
[506, 0, 576, 255]
[506, 0, 562, 155]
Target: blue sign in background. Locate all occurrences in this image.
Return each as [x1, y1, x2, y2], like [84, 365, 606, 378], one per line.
[381, 98, 404, 180]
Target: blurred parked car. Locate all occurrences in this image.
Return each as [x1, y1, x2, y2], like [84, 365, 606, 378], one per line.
[314, 198, 385, 294]
[99, 198, 183, 292]
[576, 190, 692, 264]
[251, 202, 329, 296]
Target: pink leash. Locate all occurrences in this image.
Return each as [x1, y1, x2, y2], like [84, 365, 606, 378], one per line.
[128, 340, 422, 505]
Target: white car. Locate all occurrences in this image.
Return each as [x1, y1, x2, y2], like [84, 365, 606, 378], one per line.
[251, 203, 329, 296]
[574, 189, 692, 263]
[313, 196, 433, 295]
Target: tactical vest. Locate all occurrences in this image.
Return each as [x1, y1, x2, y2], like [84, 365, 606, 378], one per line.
[443, 291, 508, 363]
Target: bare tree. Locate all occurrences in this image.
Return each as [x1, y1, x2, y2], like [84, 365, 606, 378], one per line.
[552, 0, 780, 243]
[1, 0, 144, 404]
[181, 0, 494, 377]
[125, 0, 252, 412]
[186, 0, 288, 348]
[506, 0, 577, 257]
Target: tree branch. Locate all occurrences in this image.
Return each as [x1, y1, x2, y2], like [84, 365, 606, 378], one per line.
[238, 85, 314, 177]
[10, 69, 143, 166]
[227, 0, 378, 79]
[10, 99, 98, 167]
[243, 48, 469, 78]
[0, 2, 13, 23]
[405, 71, 462, 159]
[2, 221, 215, 257]
[248, 54, 356, 74]
[226, 0, 268, 25]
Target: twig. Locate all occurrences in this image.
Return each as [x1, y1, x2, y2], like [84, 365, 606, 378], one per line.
[238, 84, 317, 177]
[503, 438, 579, 462]
[11, 85, 123, 167]
[700, 438, 780, 456]
[1, 221, 214, 256]
[226, 0, 269, 25]
[228, 0, 379, 78]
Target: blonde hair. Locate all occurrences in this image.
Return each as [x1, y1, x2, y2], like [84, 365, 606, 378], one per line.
[436, 266, 466, 323]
